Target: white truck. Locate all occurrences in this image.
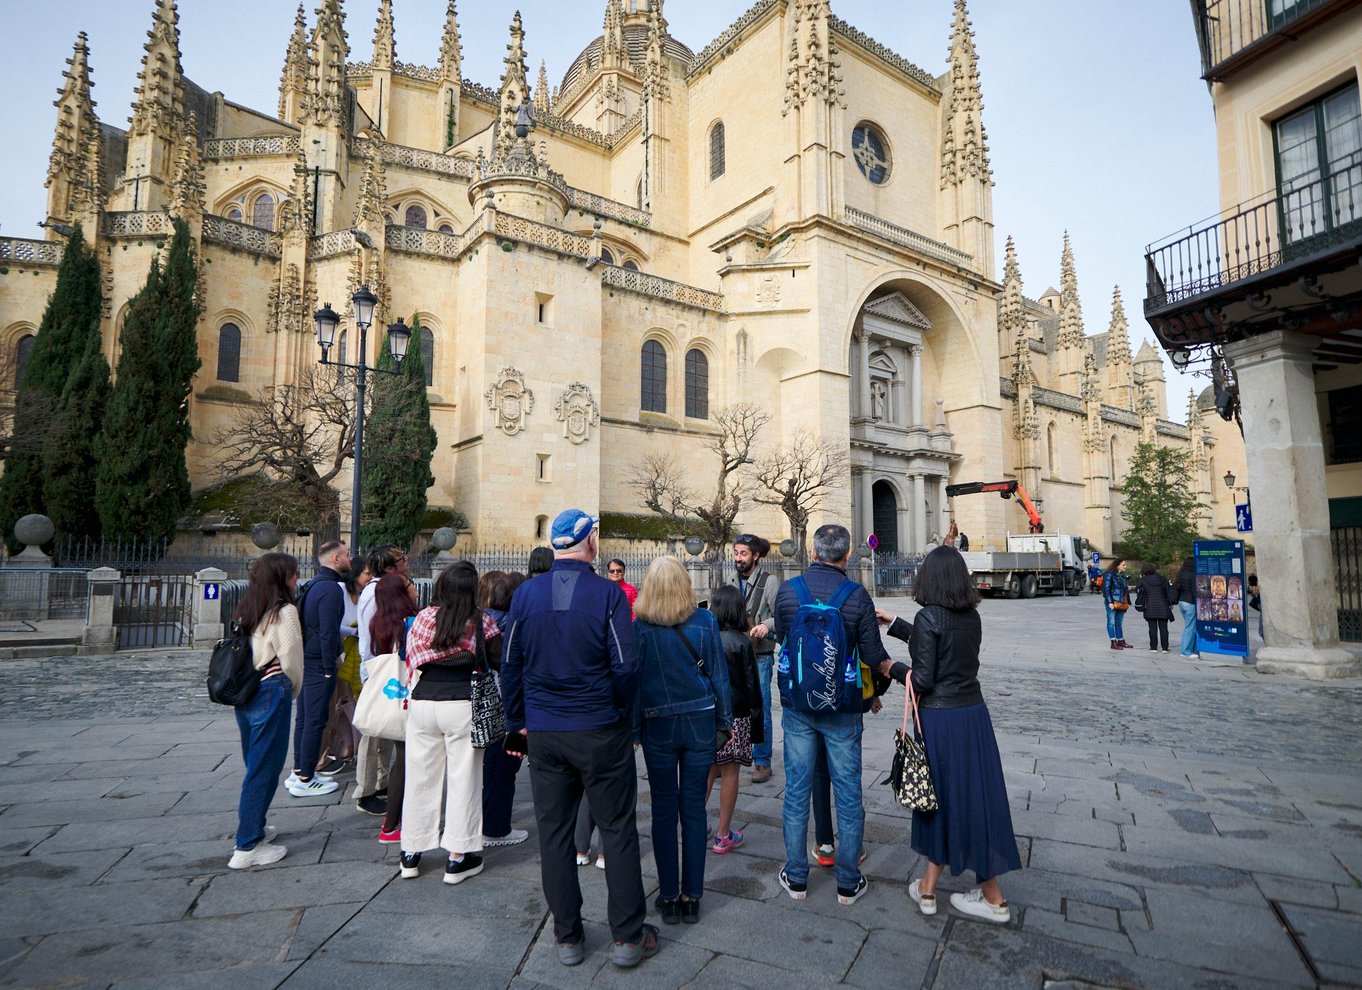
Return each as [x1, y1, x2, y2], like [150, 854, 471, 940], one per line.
[960, 533, 1089, 598]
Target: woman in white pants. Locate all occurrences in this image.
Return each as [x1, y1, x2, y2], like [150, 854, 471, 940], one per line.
[399, 561, 502, 884]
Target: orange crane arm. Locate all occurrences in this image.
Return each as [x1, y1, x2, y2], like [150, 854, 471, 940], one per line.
[944, 480, 1045, 534]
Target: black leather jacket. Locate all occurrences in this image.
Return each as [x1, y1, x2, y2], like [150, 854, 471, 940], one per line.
[885, 605, 984, 709]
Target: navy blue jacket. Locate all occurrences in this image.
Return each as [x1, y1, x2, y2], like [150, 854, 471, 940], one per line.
[772, 561, 889, 671]
[301, 566, 345, 676]
[501, 559, 639, 732]
[635, 609, 732, 730]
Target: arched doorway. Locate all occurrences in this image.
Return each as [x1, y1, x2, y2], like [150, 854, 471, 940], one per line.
[872, 481, 900, 554]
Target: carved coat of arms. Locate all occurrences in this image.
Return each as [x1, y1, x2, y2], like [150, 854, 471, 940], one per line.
[554, 382, 599, 445]
[486, 367, 534, 436]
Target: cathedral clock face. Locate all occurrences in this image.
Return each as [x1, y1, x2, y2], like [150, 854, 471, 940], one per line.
[852, 123, 891, 184]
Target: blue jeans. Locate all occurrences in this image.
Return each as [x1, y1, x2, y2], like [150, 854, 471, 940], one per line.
[1178, 601, 1197, 655]
[640, 711, 714, 900]
[1105, 605, 1125, 640]
[235, 675, 292, 850]
[781, 708, 864, 890]
[753, 653, 774, 767]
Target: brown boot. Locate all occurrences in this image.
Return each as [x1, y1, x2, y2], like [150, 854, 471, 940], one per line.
[1110, 640, 1121, 650]
[751, 765, 772, 783]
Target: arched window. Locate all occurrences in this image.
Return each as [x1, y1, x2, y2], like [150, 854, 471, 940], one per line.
[600, 247, 615, 266]
[641, 340, 667, 413]
[216, 323, 241, 382]
[438, 223, 454, 234]
[252, 194, 275, 231]
[685, 348, 709, 419]
[709, 121, 726, 180]
[623, 259, 640, 272]
[420, 327, 434, 387]
[404, 204, 428, 229]
[1047, 422, 1058, 477]
[336, 329, 348, 366]
[14, 334, 35, 387]
[227, 208, 243, 222]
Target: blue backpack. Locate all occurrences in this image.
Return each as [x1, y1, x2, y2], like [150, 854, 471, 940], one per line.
[777, 577, 863, 714]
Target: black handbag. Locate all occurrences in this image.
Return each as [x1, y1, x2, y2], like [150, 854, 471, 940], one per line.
[469, 616, 506, 750]
[888, 684, 937, 812]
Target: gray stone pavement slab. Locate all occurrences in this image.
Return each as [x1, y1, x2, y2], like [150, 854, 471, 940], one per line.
[2, 594, 1359, 989]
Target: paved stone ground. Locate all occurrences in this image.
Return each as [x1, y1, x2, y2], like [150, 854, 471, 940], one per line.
[2, 594, 1361, 989]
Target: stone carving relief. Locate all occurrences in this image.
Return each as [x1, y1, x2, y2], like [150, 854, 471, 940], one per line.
[756, 275, 782, 306]
[554, 381, 599, 445]
[486, 367, 534, 436]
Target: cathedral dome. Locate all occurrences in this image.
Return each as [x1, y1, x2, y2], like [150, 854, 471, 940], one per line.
[559, 24, 694, 97]
[1197, 384, 1217, 411]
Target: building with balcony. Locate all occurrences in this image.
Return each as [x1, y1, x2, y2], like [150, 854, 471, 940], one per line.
[1143, 0, 1362, 677]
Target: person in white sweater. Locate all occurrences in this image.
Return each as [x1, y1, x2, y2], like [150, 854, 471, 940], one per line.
[229, 552, 305, 870]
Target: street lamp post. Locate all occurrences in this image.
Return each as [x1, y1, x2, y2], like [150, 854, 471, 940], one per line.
[314, 286, 411, 551]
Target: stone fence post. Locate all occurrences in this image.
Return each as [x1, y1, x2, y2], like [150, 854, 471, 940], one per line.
[193, 567, 228, 648]
[81, 567, 120, 654]
[686, 559, 708, 603]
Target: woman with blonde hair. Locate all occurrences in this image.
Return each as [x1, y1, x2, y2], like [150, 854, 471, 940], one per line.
[634, 556, 732, 925]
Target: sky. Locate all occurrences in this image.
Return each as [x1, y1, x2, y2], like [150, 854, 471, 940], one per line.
[0, 0, 1219, 419]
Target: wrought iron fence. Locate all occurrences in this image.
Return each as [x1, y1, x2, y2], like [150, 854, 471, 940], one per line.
[114, 574, 194, 649]
[1145, 150, 1362, 314]
[1195, 0, 1339, 78]
[1332, 526, 1362, 643]
[46, 536, 319, 579]
[0, 569, 88, 621]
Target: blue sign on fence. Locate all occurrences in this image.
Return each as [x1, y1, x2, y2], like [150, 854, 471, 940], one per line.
[1235, 503, 1253, 533]
[203, 583, 220, 601]
[1194, 540, 1248, 658]
[1091, 551, 1101, 565]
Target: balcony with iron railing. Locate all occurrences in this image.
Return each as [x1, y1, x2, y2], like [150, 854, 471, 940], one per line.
[1195, 0, 1360, 80]
[1144, 150, 1362, 342]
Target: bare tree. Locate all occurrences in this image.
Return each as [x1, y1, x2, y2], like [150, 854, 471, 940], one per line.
[631, 402, 771, 558]
[753, 430, 849, 560]
[0, 349, 58, 466]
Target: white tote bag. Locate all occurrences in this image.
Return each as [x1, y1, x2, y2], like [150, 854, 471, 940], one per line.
[353, 651, 409, 742]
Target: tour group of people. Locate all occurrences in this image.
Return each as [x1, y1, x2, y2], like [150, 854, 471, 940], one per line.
[1099, 555, 1262, 657]
[224, 508, 1022, 970]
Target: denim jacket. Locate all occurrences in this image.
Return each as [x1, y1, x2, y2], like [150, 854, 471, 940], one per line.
[634, 609, 733, 730]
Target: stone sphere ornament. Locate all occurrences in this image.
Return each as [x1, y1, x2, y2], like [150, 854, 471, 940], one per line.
[684, 536, 705, 556]
[14, 514, 54, 548]
[430, 527, 458, 552]
[250, 522, 282, 550]
[779, 539, 798, 558]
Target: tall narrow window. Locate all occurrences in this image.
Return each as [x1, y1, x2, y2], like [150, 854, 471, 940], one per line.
[685, 348, 709, 419]
[1047, 422, 1058, 477]
[216, 323, 241, 382]
[709, 121, 726, 180]
[336, 329, 348, 365]
[404, 204, 428, 229]
[1274, 82, 1360, 246]
[641, 340, 667, 413]
[252, 194, 275, 231]
[420, 327, 435, 387]
[14, 334, 35, 387]
[600, 248, 615, 266]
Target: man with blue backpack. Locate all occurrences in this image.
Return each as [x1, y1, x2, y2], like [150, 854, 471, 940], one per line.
[770, 523, 888, 907]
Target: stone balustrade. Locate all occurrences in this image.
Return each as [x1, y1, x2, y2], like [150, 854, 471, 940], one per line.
[202, 135, 301, 160]
[565, 188, 651, 227]
[601, 264, 725, 312]
[310, 229, 357, 260]
[0, 237, 63, 267]
[385, 223, 475, 259]
[845, 207, 973, 269]
[104, 211, 173, 238]
[202, 214, 283, 257]
[491, 211, 594, 259]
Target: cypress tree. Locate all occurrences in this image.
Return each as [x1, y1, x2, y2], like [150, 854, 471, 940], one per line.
[0, 226, 104, 548]
[359, 315, 437, 550]
[43, 336, 111, 541]
[94, 220, 201, 544]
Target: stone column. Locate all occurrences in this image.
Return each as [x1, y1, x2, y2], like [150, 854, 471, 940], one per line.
[938, 476, 951, 538]
[192, 567, 228, 648]
[910, 345, 923, 427]
[1224, 331, 1359, 679]
[81, 567, 121, 655]
[856, 328, 872, 421]
[912, 473, 927, 552]
[859, 469, 874, 544]
[896, 504, 912, 555]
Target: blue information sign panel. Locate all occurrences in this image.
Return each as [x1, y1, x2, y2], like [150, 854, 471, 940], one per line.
[1235, 503, 1253, 533]
[1193, 540, 1248, 658]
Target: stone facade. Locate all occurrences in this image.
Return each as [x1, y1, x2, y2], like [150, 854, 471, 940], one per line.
[0, 0, 1240, 552]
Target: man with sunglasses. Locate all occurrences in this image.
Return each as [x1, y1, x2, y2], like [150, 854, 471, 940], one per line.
[604, 559, 638, 617]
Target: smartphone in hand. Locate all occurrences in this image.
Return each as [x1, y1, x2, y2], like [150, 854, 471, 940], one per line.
[503, 732, 529, 757]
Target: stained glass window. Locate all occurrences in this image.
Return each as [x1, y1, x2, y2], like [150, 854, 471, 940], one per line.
[438, 223, 454, 234]
[710, 122, 725, 180]
[600, 248, 615, 266]
[405, 204, 428, 229]
[15, 335, 35, 387]
[623, 259, 640, 271]
[852, 123, 891, 184]
[421, 328, 434, 387]
[227, 208, 243, 222]
[641, 340, 667, 413]
[216, 323, 241, 382]
[685, 348, 709, 420]
[252, 194, 275, 231]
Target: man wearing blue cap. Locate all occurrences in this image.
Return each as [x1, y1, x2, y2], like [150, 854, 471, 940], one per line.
[501, 509, 657, 969]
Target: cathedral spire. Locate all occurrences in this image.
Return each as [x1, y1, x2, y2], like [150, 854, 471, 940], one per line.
[352, 143, 388, 229]
[168, 112, 204, 219]
[644, 0, 670, 101]
[998, 235, 1025, 360]
[534, 60, 550, 115]
[372, 0, 395, 72]
[279, 3, 309, 121]
[494, 11, 530, 160]
[439, 0, 462, 81]
[941, 0, 991, 187]
[69, 100, 106, 225]
[1056, 230, 1087, 394]
[1104, 286, 1136, 410]
[783, 0, 845, 115]
[1107, 287, 1132, 366]
[303, 0, 350, 128]
[130, 0, 185, 138]
[47, 32, 97, 222]
[602, 0, 627, 69]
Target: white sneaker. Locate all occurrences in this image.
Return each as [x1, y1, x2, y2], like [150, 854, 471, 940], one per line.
[228, 843, 288, 869]
[950, 888, 1010, 923]
[262, 825, 277, 844]
[1184, 653, 1200, 659]
[287, 776, 339, 798]
[576, 853, 591, 866]
[284, 772, 301, 788]
[482, 829, 529, 847]
[908, 879, 937, 916]
[595, 854, 606, 870]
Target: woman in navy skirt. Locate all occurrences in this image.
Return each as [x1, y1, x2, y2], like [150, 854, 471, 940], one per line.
[877, 546, 1021, 923]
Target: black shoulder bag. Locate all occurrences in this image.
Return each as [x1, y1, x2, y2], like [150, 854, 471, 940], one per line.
[469, 615, 506, 749]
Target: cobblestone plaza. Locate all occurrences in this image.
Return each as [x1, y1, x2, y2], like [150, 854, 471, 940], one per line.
[2, 594, 1360, 989]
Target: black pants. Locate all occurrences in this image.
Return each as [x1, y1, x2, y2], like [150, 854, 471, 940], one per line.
[482, 744, 523, 838]
[812, 736, 834, 847]
[292, 665, 336, 778]
[527, 721, 646, 945]
[1147, 619, 1169, 650]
